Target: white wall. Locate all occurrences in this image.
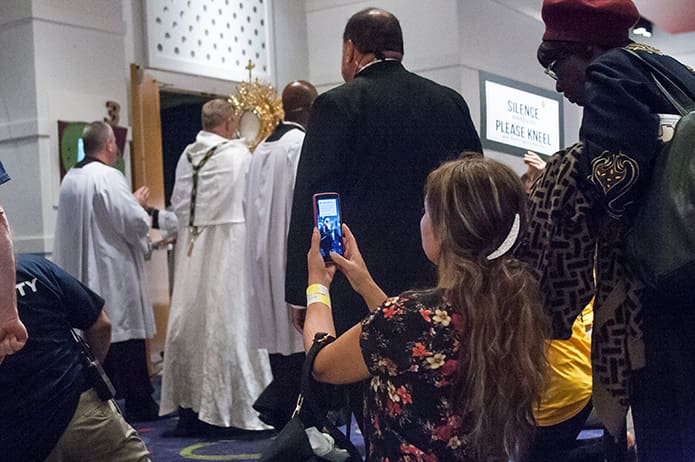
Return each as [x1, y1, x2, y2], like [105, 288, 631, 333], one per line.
[0, 0, 128, 253]
[271, 0, 310, 88]
[0, 2, 41, 251]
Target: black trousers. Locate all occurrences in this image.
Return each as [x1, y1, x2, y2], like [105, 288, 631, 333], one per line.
[523, 401, 606, 462]
[253, 352, 305, 429]
[631, 272, 695, 462]
[102, 339, 154, 402]
[523, 399, 629, 462]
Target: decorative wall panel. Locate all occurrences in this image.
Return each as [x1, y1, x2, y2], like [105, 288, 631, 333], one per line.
[144, 0, 271, 82]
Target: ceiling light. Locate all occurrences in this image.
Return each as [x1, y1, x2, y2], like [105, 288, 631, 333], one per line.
[633, 17, 653, 38]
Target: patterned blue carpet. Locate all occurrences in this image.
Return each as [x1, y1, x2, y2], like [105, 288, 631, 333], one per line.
[135, 416, 270, 462]
[131, 412, 599, 461]
[132, 415, 364, 461]
[129, 375, 598, 460]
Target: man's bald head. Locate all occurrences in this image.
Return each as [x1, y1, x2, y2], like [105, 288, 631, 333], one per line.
[82, 121, 118, 166]
[282, 80, 318, 128]
[343, 8, 403, 58]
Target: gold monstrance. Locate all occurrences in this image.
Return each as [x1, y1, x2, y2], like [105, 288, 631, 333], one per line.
[228, 59, 283, 152]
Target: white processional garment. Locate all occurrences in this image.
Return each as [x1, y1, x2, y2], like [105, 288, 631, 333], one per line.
[53, 162, 155, 342]
[244, 126, 305, 355]
[159, 131, 272, 429]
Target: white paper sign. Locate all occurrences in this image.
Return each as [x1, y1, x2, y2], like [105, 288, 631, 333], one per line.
[484, 81, 561, 155]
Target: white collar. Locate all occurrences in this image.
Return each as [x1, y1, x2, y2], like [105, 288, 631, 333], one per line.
[355, 58, 400, 76]
[283, 121, 305, 131]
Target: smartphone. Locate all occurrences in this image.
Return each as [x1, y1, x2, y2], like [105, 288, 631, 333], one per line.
[313, 192, 344, 262]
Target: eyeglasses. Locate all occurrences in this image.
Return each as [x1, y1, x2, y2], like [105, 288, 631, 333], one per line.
[544, 60, 560, 81]
[543, 53, 570, 81]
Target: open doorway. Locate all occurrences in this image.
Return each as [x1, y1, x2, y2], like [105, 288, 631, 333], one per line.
[149, 90, 226, 369]
[159, 91, 211, 206]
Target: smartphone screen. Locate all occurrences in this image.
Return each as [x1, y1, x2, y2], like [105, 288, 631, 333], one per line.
[313, 192, 344, 262]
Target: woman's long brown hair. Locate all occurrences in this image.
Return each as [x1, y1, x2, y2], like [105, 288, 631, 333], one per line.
[425, 155, 549, 461]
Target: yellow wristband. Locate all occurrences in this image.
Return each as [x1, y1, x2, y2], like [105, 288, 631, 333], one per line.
[306, 284, 329, 296]
[306, 293, 331, 308]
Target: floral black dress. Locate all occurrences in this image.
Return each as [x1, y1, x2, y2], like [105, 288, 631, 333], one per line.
[359, 288, 472, 461]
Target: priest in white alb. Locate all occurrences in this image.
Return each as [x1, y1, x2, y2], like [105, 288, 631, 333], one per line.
[159, 98, 272, 436]
[243, 81, 318, 429]
[53, 121, 159, 422]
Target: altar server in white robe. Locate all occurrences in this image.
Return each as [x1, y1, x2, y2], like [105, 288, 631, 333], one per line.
[159, 98, 272, 433]
[244, 81, 318, 429]
[53, 121, 159, 422]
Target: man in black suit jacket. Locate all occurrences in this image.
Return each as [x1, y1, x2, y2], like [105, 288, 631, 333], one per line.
[286, 7, 482, 336]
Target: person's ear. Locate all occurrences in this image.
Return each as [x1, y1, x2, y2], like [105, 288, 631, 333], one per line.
[227, 116, 239, 136]
[343, 39, 356, 64]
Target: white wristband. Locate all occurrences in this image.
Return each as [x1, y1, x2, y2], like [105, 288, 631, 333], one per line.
[306, 293, 331, 308]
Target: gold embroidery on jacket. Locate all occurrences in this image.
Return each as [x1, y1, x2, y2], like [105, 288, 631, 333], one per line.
[627, 42, 695, 73]
[590, 151, 639, 216]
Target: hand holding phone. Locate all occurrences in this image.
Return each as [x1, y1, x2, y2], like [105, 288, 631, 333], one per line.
[313, 192, 344, 263]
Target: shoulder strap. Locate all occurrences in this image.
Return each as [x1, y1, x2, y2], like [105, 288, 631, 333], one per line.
[294, 332, 363, 461]
[623, 48, 695, 116]
[299, 333, 333, 402]
[185, 142, 227, 230]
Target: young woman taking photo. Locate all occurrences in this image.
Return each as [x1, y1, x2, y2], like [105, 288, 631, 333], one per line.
[304, 155, 549, 461]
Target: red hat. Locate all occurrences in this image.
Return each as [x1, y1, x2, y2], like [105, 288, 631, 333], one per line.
[542, 0, 640, 46]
